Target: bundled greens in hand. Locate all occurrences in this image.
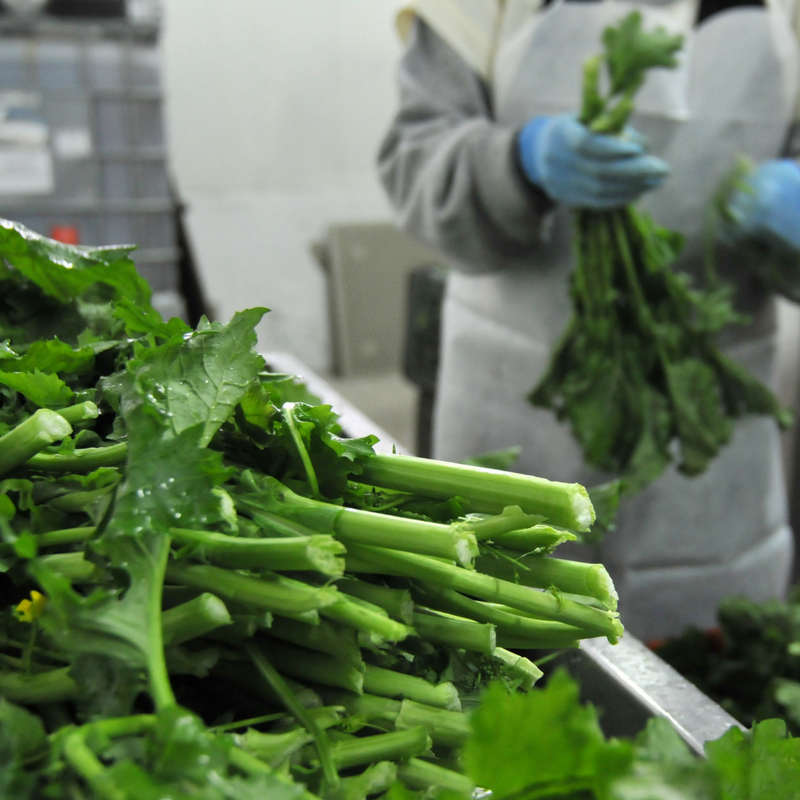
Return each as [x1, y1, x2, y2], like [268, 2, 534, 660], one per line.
[530, 12, 790, 494]
[0, 219, 625, 798]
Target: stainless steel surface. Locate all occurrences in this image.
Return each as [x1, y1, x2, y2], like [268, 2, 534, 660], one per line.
[567, 636, 744, 756]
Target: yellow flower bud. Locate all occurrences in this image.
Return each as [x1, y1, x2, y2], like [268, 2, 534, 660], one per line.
[14, 590, 47, 623]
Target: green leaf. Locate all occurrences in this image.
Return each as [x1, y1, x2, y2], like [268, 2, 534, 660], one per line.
[128, 308, 267, 447]
[0, 338, 96, 376]
[603, 11, 684, 95]
[463, 670, 628, 797]
[0, 699, 48, 799]
[706, 719, 800, 799]
[113, 296, 191, 340]
[0, 369, 74, 408]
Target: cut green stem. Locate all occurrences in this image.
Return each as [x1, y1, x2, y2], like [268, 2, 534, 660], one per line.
[359, 453, 595, 531]
[161, 593, 232, 646]
[412, 610, 496, 654]
[344, 542, 623, 642]
[363, 664, 461, 711]
[27, 442, 128, 472]
[0, 409, 72, 476]
[244, 639, 340, 789]
[170, 527, 345, 576]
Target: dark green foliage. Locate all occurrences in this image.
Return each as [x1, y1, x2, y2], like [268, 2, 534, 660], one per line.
[531, 13, 788, 497]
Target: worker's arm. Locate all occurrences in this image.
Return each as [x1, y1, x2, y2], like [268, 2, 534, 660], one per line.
[377, 17, 553, 274]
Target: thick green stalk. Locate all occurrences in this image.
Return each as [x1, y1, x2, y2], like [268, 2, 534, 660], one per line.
[27, 443, 128, 472]
[259, 636, 364, 694]
[395, 699, 471, 748]
[204, 614, 258, 644]
[322, 594, 413, 643]
[46, 485, 116, 513]
[34, 526, 95, 548]
[244, 640, 340, 790]
[344, 542, 623, 642]
[268, 616, 362, 667]
[475, 552, 619, 611]
[54, 401, 99, 425]
[161, 593, 232, 646]
[165, 562, 339, 616]
[337, 578, 414, 623]
[170, 527, 345, 576]
[458, 508, 546, 542]
[337, 762, 397, 799]
[320, 690, 401, 724]
[363, 664, 461, 711]
[37, 552, 97, 582]
[397, 758, 476, 794]
[412, 610, 496, 654]
[493, 648, 543, 690]
[146, 536, 175, 710]
[0, 409, 71, 476]
[227, 747, 323, 800]
[492, 524, 577, 552]
[330, 726, 431, 771]
[359, 453, 595, 531]
[0, 666, 79, 704]
[335, 506, 477, 567]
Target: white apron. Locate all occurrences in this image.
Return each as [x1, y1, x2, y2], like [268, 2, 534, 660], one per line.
[429, 0, 800, 638]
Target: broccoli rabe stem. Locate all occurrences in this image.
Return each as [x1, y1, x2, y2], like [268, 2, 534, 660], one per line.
[334, 506, 478, 567]
[27, 442, 127, 472]
[161, 593, 232, 646]
[417, 585, 590, 644]
[397, 757, 476, 794]
[359, 453, 595, 531]
[395, 699, 472, 747]
[329, 726, 431, 770]
[412, 610, 496, 654]
[322, 594, 413, 643]
[54, 401, 99, 425]
[165, 562, 339, 616]
[345, 542, 623, 642]
[33, 526, 95, 548]
[0, 666, 79, 704]
[268, 616, 362, 667]
[475, 552, 619, 611]
[492, 524, 577, 552]
[257, 636, 364, 694]
[245, 640, 340, 790]
[0, 409, 71, 476]
[169, 527, 346, 576]
[337, 578, 414, 624]
[362, 664, 461, 711]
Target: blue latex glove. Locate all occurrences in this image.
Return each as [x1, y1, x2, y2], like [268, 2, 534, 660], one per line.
[725, 159, 800, 252]
[517, 114, 669, 209]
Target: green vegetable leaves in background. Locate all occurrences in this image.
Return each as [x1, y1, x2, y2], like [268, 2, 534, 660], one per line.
[530, 12, 789, 503]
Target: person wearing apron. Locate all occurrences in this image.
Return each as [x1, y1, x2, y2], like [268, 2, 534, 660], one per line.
[378, 0, 800, 639]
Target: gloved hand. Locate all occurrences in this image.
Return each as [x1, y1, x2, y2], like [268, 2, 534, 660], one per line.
[725, 159, 800, 252]
[517, 114, 669, 209]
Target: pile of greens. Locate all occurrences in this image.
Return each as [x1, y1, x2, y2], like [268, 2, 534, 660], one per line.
[0, 219, 797, 798]
[530, 12, 790, 495]
[657, 590, 800, 738]
[0, 219, 626, 797]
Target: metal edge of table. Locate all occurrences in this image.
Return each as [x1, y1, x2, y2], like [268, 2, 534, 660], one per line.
[574, 635, 745, 756]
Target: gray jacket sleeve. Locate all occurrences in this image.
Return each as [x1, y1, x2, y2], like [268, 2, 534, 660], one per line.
[377, 18, 553, 274]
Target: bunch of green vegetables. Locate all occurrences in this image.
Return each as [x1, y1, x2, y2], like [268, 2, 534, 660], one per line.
[530, 12, 790, 495]
[658, 589, 800, 738]
[0, 219, 627, 798]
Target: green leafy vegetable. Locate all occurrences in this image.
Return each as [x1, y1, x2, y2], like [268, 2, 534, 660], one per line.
[530, 12, 789, 497]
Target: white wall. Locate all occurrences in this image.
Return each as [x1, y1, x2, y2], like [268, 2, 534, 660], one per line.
[160, 1, 403, 372]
